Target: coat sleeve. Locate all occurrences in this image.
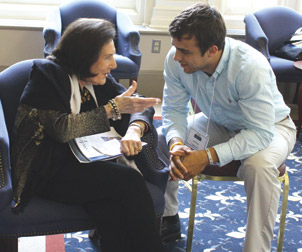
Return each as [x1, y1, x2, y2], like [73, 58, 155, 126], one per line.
[98, 74, 155, 136]
[19, 60, 111, 142]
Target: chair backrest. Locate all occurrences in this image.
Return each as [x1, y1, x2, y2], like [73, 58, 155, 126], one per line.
[252, 6, 302, 53]
[60, 0, 117, 34]
[0, 99, 13, 211]
[43, 0, 141, 80]
[0, 60, 33, 139]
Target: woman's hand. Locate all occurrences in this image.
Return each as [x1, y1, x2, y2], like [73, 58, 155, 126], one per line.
[115, 81, 160, 114]
[120, 123, 143, 156]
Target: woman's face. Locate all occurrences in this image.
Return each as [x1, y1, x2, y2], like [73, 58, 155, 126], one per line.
[85, 39, 117, 85]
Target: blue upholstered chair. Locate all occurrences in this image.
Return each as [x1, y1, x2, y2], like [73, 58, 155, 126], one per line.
[43, 0, 142, 84]
[0, 59, 168, 252]
[244, 6, 302, 137]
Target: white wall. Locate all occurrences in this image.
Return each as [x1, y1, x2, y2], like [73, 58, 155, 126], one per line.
[139, 33, 171, 72]
[0, 27, 171, 98]
[0, 28, 44, 67]
[135, 32, 171, 98]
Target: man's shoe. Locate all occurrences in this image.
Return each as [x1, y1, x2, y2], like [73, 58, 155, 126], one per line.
[160, 214, 181, 243]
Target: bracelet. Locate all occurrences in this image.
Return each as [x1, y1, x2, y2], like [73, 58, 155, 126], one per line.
[130, 122, 144, 137]
[170, 142, 184, 152]
[205, 148, 214, 165]
[108, 99, 121, 121]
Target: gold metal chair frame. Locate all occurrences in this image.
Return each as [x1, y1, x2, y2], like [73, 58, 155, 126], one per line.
[183, 171, 289, 252]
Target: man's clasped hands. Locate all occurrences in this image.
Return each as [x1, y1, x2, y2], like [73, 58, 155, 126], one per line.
[168, 142, 210, 181]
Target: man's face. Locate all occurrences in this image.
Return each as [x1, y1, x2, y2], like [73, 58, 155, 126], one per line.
[172, 35, 213, 75]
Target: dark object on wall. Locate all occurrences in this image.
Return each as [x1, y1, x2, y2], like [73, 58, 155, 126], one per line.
[275, 27, 302, 61]
[275, 44, 302, 61]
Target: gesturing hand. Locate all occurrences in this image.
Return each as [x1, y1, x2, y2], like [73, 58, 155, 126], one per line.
[114, 81, 161, 114]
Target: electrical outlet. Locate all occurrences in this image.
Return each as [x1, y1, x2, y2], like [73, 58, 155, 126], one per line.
[152, 40, 161, 53]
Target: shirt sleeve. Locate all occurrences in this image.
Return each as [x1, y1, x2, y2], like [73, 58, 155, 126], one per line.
[37, 105, 111, 143]
[19, 61, 112, 143]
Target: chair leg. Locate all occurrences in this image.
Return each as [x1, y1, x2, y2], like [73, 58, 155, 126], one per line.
[129, 78, 137, 86]
[0, 238, 18, 252]
[293, 82, 300, 104]
[296, 82, 302, 138]
[277, 172, 289, 252]
[186, 176, 199, 252]
[88, 229, 99, 240]
[157, 217, 163, 235]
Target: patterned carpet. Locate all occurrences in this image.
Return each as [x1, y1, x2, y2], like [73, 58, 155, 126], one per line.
[64, 125, 302, 252]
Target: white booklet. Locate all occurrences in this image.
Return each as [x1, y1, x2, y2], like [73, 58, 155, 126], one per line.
[69, 127, 146, 163]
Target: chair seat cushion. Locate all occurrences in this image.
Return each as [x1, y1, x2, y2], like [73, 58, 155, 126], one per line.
[270, 55, 302, 82]
[202, 160, 241, 177]
[0, 181, 164, 238]
[0, 196, 95, 237]
[202, 160, 286, 177]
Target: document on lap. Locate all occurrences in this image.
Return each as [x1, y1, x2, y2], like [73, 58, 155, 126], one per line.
[69, 127, 146, 163]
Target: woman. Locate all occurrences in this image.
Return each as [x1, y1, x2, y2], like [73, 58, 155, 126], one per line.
[11, 18, 164, 252]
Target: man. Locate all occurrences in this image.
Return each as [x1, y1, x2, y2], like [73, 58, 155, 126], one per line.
[158, 3, 297, 251]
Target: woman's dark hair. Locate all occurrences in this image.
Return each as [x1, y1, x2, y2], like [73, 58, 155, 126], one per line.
[48, 18, 116, 79]
[169, 3, 226, 55]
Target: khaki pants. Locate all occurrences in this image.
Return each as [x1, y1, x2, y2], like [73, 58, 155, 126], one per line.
[157, 112, 296, 252]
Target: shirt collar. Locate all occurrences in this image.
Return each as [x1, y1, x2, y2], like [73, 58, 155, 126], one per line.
[212, 37, 230, 79]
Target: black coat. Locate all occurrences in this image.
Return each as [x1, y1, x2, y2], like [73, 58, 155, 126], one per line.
[11, 59, 166, 213]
